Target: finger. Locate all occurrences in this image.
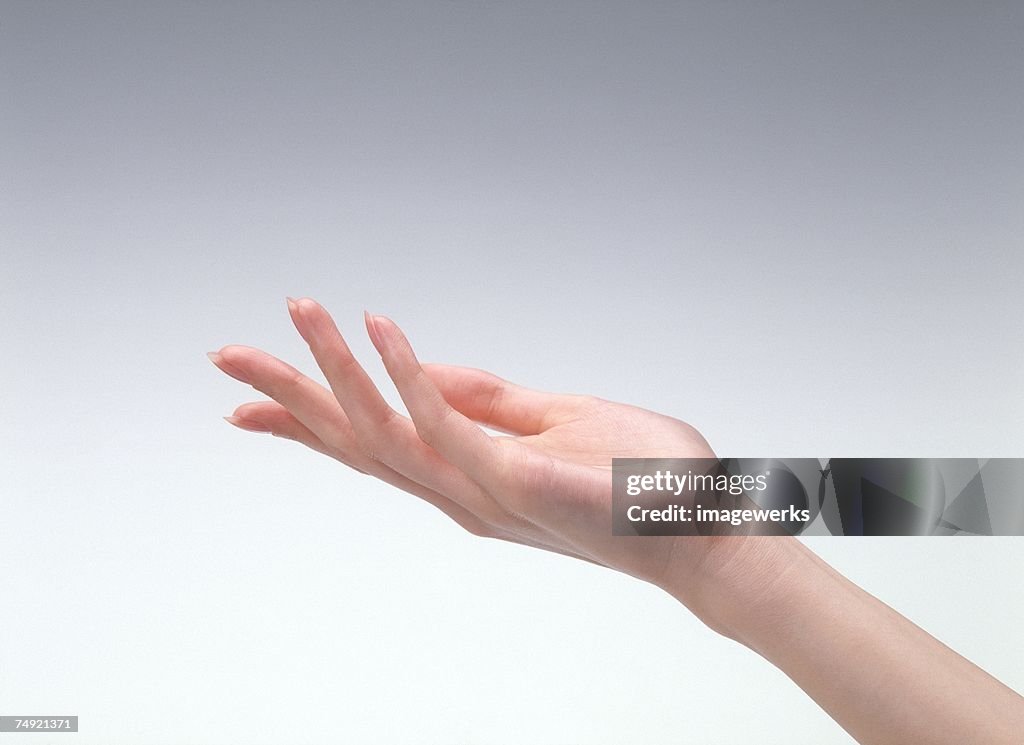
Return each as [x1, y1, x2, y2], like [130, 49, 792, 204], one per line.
[209, 351, 474, 522]
[285, 297, 401, 439]
[209, 345, 357, 457]
[226, 400, 344, 456]
[223, 400, 503, 534]
[286, 297, 507, 522]
[224, 401, 594, 561]
[421, 363, 587, 435]
[365, 313, 511, 494]
[215, 357, 601, 564]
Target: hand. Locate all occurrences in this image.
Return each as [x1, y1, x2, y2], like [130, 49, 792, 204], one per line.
[208, 297, 740, 615]
[209, 298, 1024, 745]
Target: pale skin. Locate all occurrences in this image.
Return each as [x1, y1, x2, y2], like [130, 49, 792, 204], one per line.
[209, 297, 1024, 744]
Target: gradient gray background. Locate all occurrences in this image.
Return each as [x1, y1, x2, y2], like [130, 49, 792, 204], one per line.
[2, 2, 1022, 743]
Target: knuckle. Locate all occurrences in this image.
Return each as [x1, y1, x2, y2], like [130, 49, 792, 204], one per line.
[333, 352, 362, 377]
[375, 405, 402, 433]
[360, 424, 400, 463]
[413, 401, 451, 445]
[266, 368, 306, 398]
[284, 368, 306, 389]
[493, 438, 529, 489]
[319, 419, 360, 462]
[347, 412, 398, 462]
[483, 382, 507, 425]
[492, 448, 553, 525]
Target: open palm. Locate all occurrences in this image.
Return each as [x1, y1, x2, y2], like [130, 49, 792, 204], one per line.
[209, 297, 716, 587]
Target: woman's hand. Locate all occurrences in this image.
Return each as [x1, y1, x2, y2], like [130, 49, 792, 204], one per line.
[209, 298, 1024, 744]
[208, 297, 749, 620]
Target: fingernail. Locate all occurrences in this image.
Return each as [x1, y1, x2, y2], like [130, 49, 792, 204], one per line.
[224, 415, 272, 433]
[364, 310, 384, 352]
[207, 351, 252, 385]
[286, 296, 302, 325]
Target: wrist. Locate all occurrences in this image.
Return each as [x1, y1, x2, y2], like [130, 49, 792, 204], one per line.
[657, 535, 817, 644]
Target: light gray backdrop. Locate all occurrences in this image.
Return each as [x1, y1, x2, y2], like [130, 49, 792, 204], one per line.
[2, 2, 1022, 743]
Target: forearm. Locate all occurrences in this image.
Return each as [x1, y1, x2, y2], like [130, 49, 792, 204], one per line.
[664, 537, 1024, 744]
[214, 298, 1022, 740]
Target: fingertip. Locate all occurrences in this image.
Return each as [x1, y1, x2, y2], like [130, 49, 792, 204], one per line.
[232, 401, 270, 420]
[216, 343, 253, 358]
[214, 344, 256, 367]
[371, 313, 396, 331]
[370, 314, 404, 348]
[293, 297, 344, 343]
[364, 310, 384, 352]
[223, 415, 272, 433]
[291, 298, 336, 348]
[287, 297, 314, 340]
[208, 347, 253, 384]
[295, 296, 327, 317]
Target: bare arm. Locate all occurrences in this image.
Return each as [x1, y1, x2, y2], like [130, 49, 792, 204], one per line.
[209, 297, 1024, 744]
[666, 536, 1024, 744]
